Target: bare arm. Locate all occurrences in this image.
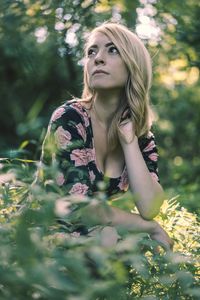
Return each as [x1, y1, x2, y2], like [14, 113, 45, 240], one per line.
[118, 119, 165, 220]
[81, 203, 173, 250]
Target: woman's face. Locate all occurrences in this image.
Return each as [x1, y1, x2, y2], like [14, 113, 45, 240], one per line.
[85, 32, 128, 92]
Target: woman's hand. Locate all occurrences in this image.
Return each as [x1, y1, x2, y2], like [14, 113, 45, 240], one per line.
[117, 108, 136, 144]
[150, 221, 174, 251]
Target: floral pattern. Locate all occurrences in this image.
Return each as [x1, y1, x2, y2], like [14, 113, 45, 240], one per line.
[69, 183, 89, 195]
[72, 103, 90, 127]
[148, 153, 158, 162]
[70, 149, 89, 167]
[42, 100, 160, 197]
[54, 126, 72, 149]
[143, 140, 156, 152]
[56, 172, 65, 186]
[51, 107, 66, 122]
[118, 168, 129, 191]
[76, 123, 87, 142]
[89, 170, 96, 183]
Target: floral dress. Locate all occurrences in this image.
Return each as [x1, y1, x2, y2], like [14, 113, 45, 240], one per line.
[41, 100, 159, 198]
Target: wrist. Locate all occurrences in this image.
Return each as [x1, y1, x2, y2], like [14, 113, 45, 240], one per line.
[121, 135, 138, 150]
[149, 220, 158, 233]
[117, 120, 136, 145]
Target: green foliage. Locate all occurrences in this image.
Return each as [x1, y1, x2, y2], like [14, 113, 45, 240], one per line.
[0, 1, 200, 297]
[0, 161, 199, 300]
[1, 0, 200, 213]
[0, 0, 93, 151]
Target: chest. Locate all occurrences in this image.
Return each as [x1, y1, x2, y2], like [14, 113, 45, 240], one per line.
[91, 122, 125, 178]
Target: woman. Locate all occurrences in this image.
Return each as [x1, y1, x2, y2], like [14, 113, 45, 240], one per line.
[41, 22, 173, 250]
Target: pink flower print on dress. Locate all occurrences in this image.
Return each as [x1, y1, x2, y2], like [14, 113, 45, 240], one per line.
[147, 131, 154, 138]
[86, 148, 95, 163]
[70, 148, 95, 167]
[89, 170, 96, 183]
[70, 149, 88, 166]
[118, 168, 129, 191]
[56, 172, 65, 186]
[54, 126, 72, 149]
[73, 103, 90, 127]
[51, 107, 65, 122]
[76, 123, 87, 142]
[69, 183, 89, 195]
[150, 172, 159, 182]
[143, 140, 156, 152]
[148, 153, 158, 162]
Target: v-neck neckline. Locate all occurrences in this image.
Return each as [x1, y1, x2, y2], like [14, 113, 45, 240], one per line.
[73, 101, 126, 179]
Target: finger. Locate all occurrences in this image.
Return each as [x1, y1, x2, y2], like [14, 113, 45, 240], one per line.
[120, 108, 131, 121]
[169, 238, 174, 251]
[150, 234, 172, 252]
[119, 119, 131, 126]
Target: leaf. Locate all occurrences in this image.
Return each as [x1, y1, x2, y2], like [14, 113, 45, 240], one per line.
[19, 140, 29, 149]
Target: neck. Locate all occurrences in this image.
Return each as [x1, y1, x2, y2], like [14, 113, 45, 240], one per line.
[91, 90, 124, 128]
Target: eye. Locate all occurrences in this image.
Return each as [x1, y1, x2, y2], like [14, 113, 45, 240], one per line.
[108, 46, 119, 54]
[87, 48, 96, 57]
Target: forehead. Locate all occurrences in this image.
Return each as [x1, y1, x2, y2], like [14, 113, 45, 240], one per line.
[87, 32, 113, 47]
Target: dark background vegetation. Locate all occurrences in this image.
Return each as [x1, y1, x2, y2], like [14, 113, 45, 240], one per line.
[0, 2, 199, 299]
[0, 0, 199, 214]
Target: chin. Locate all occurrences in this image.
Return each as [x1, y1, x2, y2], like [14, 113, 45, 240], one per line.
[92, 85, 110, 90]
[90, 82, 117, 90]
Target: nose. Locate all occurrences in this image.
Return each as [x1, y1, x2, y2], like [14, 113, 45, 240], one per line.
[94, 50, 105, 65]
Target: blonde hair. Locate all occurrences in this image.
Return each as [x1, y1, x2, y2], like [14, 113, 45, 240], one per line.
[82, 22, 153, 149]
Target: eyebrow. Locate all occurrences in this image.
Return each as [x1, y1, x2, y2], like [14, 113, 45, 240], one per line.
[88, 42, 115, 49]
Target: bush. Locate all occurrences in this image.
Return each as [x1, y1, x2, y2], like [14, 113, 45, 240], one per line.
[0, 160, 199, 300]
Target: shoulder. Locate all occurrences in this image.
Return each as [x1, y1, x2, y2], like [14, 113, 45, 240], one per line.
[50, 100, 87, 125]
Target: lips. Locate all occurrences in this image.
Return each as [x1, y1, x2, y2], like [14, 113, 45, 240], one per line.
[92, 70, 109, 76]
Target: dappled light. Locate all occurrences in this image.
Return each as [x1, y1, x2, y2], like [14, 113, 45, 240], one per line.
[136, 3, 161, 42]
[34, 26, 49, 43]
[0, 0, 199, 299]
[158, 59, 199, 88]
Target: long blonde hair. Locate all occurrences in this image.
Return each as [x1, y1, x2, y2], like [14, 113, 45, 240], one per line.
[82, 22, 153, 149]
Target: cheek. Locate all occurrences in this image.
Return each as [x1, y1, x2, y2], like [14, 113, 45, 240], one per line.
[118, 65, 128, 84]
[85, 60, 93, 75]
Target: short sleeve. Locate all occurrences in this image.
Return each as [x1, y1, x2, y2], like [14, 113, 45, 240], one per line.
[138, 132, 160, 182]
[40, 105, 93, 196]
